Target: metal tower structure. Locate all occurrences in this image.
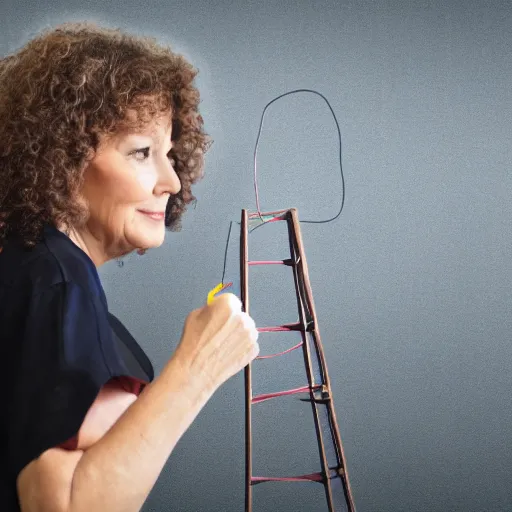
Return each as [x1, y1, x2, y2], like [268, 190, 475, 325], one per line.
[240, 207, 356, 512]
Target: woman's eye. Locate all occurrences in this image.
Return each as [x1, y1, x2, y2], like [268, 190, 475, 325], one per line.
[132, 147, 150, 161]
[167, 151, 176, 167]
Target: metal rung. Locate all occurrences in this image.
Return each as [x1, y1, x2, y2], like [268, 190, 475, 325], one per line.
[252, 384, 321, 404]
[257, 322, 303, 333]
[251, 473, 324, 485]
[248, 258, 294, 266]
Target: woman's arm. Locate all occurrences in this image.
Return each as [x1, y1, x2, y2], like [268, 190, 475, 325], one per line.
[17, 293, 258, 512]
[17, 353, 211, 512]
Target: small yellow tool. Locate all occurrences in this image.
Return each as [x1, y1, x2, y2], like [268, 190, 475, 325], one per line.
[207, 282, 233, 305]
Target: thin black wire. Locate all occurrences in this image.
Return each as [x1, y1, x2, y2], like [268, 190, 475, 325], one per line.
[221, 88, 346, 280]
[221, 220, 234, 284]
[253, 88, 345, 225]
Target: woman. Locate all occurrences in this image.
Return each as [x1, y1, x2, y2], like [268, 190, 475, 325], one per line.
[0, 22, 259, 511]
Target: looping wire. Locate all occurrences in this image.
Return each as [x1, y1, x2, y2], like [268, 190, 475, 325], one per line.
[253, 88, 345, 225]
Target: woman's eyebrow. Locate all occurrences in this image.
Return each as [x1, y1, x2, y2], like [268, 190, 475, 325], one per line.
[147, 130, 174, 149]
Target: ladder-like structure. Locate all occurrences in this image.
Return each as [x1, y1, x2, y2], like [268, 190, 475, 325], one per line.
[240, 208, 356, 512]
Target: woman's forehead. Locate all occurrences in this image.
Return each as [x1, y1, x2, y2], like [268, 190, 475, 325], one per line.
[116, 110, 173, 139]
[125, 106, 173, 127]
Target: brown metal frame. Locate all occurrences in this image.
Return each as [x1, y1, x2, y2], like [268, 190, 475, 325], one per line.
[241, 207, 356, 512]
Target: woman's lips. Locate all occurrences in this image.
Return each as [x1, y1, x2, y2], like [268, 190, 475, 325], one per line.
[138, 210, 165, 221]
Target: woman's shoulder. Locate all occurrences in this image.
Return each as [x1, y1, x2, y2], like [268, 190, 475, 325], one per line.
[0, 224, 104, 300]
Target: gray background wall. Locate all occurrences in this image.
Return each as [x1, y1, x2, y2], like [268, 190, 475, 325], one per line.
[3, 1, 511, 511]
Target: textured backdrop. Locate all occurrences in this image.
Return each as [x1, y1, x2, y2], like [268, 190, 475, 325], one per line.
[2, 1, 511, 510]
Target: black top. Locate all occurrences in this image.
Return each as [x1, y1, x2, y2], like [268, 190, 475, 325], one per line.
[0, 224, 154, 510]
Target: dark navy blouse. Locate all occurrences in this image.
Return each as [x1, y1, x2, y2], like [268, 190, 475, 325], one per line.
[0, 224, 154, 510]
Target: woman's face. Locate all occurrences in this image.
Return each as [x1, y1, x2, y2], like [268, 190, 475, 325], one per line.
[79, 112, 181, 263]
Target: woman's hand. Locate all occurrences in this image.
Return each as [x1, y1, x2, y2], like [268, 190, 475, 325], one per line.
[174, 293, 259, 394]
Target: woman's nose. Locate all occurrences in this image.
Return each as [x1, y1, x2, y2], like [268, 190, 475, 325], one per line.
[167, 166, 182, 195]
[155, 160, 181, 196]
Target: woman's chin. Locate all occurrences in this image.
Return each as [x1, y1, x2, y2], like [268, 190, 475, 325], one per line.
[133, 233, 165, 251]
[130, 216, 166, 247]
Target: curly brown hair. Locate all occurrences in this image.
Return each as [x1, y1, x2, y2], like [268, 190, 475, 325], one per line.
[0, 21, 211, 248]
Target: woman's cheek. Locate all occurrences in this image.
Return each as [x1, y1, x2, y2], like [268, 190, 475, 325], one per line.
[136, 169, 157, 195]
